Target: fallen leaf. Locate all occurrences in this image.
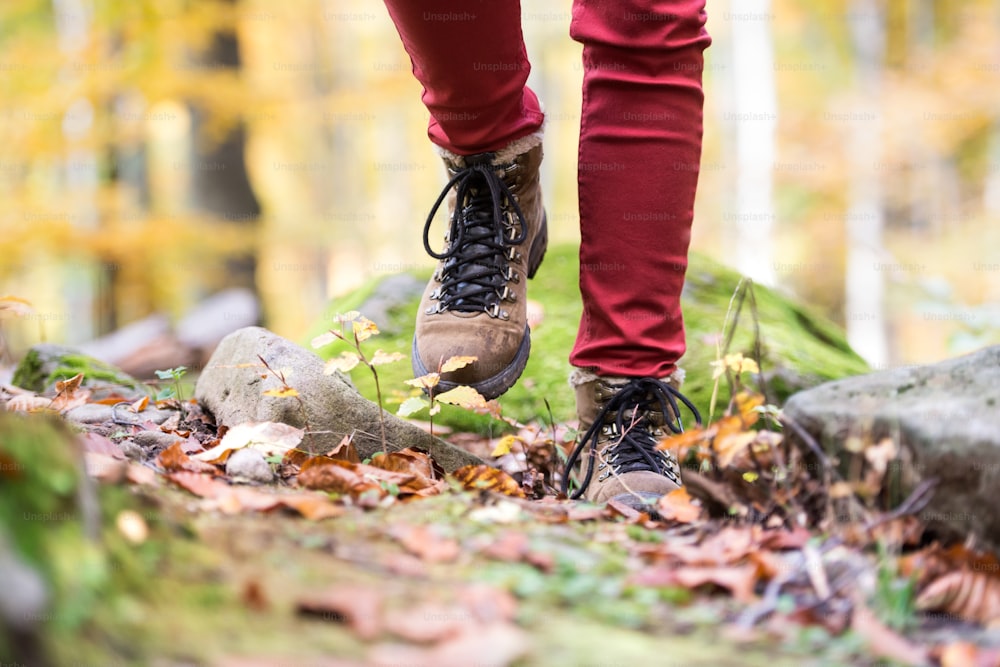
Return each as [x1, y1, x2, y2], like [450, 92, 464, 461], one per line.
[131, 395, 150, 413]
[631, 564, 758, 603]
[391, 524, 460, 563]
[297, 585, 383, 640]
[84, 452, 128, 482]
[242, 580, 269, 612]
[450, 464, 524, 498]
[714, 430, 757, 468]
[5, 394, 53, 412]
[916, 570, 1000, 625]
[158, 442, 218, 474]
[368, 622, 528, 667]
[326, 435, 361, 464]
[657, 487, 702, 523]
[192, 421, 304, 463]
[54, 373, 84, 394]
[298, 458, 382, 497]
[275, 494, 345, 520]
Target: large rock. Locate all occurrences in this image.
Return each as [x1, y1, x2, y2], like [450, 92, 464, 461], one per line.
[194, 326, 482, 471]
[783, 345, 1000, 550]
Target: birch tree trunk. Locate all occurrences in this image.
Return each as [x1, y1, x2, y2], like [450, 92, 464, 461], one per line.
[730, 0, 777, 286]
[844, 0, 889, 366]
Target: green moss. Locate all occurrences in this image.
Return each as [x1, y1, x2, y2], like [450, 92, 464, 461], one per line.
[310, 245, 869, 433]
[12, 346, 146, 395]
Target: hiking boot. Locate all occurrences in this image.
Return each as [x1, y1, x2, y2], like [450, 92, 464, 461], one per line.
[413, 137, 548, 400]
[561, 369, 702, 509]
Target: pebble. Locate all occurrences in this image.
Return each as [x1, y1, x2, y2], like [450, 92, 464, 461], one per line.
[225, 448, 274, 484]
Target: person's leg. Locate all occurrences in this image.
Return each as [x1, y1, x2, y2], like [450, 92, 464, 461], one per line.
[564, 0, 711, 505]
[569, 0, 711, 378]
[382, 0, 544, 154]
[382, 0, 548, 399]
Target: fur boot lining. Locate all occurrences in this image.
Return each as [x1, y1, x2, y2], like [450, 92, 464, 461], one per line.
[434, 129, 544, 166]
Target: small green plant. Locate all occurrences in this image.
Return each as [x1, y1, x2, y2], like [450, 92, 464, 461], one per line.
[311, 311, 405, 449]
[871, 541, 917, 631]
[154, 366, 188, 418]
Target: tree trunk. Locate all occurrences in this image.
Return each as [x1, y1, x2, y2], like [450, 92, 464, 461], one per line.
[844, 0, 889, 366]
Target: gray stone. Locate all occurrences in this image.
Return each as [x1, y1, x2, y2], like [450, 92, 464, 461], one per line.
[176, 288, 260, 350]
[118, 439, 144, 461]
[11, 343, 148, 400]
[78, 313, 171, 366]
[194, 326, 482, 471]
[783, 345, 1000, 550]
[225, 448, 275, 484]
[64, 403, 114, 424]
[132, 431, 185, 455]
[354, 273, 425, 335]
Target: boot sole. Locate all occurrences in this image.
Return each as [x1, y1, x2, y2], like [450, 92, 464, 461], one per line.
[412, 213, 548, 401]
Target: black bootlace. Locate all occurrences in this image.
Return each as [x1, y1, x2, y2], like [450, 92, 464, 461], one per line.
[561, 377, 702, 499]
[422, 154, 527, 316]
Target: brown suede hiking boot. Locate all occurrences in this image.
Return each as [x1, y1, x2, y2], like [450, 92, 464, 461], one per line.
[561, 370, 702, 510]
[413, 137, 547, 400]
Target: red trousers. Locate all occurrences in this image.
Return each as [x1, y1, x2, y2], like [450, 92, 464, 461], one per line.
[383, 0, 711, 378]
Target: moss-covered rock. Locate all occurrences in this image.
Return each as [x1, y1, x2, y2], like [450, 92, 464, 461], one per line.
[309, 245, 869, 432]
[12, 344, 149, 399]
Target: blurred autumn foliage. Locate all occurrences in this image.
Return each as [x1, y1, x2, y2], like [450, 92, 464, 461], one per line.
[1, 0, 999, 364]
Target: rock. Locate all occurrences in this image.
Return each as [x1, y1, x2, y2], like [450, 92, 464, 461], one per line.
[309, 244, 871, 432]
[783, 345, 1000, 550]
[132, 431, 186, 456]
[12, 344, 149, 400]
[225, 448, 274, 484]
[118, 439, 144, 461]
[78, 313, 172, 366]
[64, 403, 114, 425]
[195, 327, 483, 471]
[176, 287, 261, 350]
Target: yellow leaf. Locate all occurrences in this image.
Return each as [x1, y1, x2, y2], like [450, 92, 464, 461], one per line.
[451, 464, 524, 497]
[263, 387, 299, 398]
[440, 355, 477, 373]
[310, 331, 338, 349]
[657, 487, 701, 523]
[405, 372, 440, 389]
[397, 396, 427, 417]
[491, 434, 523, 457]
[710, 358, 727, 380]
[325, 352, 361, 374]
[739, 358, 760, 375]
[735, 392, 764, 426]
[742, 471, 759, 483]
[0, 295, 34, 318]
[435, 385, 487, 409]
[714, 430, 757, 468]
[370, 349, 405, 367]
[352, 317, 379, 342]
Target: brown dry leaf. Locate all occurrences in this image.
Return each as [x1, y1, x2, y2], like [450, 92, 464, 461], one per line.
[131, 395, 150, 413]
[242, 580, 269, 612]
[6, 394, 53, 413]
[158, 442, 218, 474]
[936, 641, 1000, 667]
[455, 584, 519, 624]
[851, 601, 928, 666]
[54, 373, 84, 394]
[451, 464, 524, 498]
[126, 463, 157, 485]
[657, 487, 702, 523]
[369, 449, 435, 480]
[658, 425, 710, 457]
[916, 570, 1000, 625]
[275, 493, 345, 520]
[297, 585, 383, 640]
[298, 458, 382, 497]
[391, 524, 461, 563]
[326, 435, 361, 464]
[167, 471, 231, 499]
[630, 563, 758, 602]
[713, 431, 758, 468]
